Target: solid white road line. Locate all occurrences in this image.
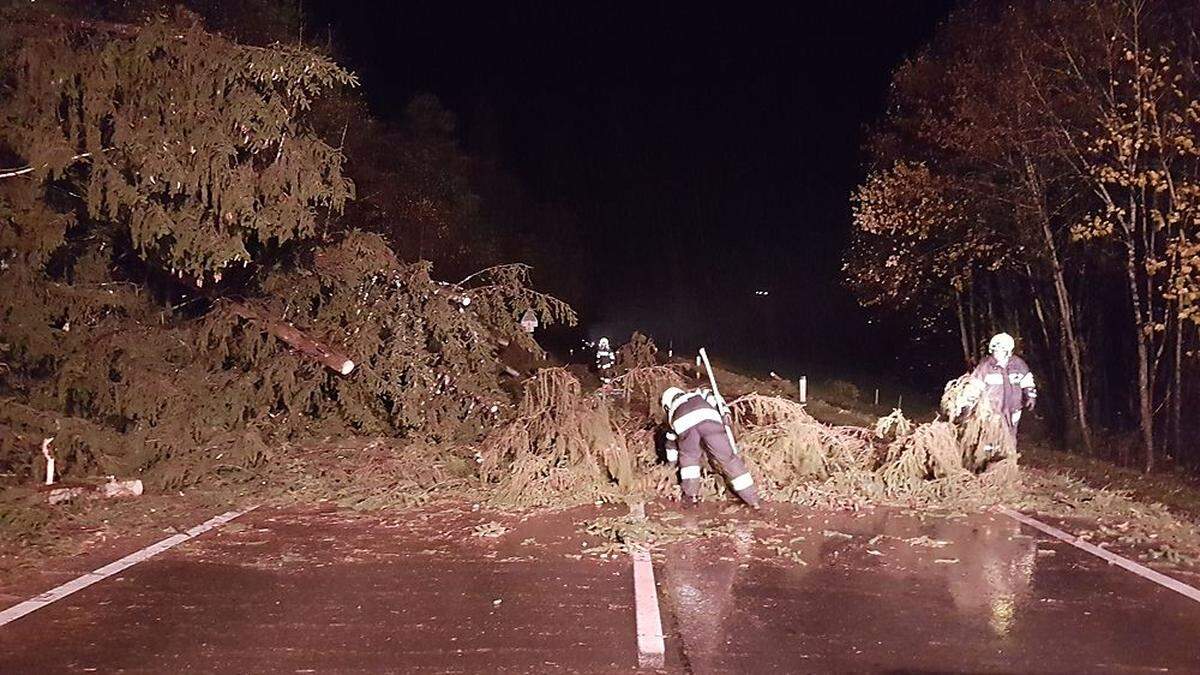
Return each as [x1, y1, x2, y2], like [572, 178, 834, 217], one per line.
[0, 506, 258, 627]
[631, 546, 666, 669]
[998, 505, 1200, 604]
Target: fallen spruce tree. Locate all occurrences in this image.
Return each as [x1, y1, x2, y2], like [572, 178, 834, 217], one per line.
[0, 232, 573, 485]
[0, 12, 573, 525]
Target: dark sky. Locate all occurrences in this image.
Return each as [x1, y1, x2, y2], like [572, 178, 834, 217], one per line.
[306, 2, 956, 382]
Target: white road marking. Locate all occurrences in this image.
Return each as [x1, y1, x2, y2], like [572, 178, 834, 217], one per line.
[0, 506, 257, 627]
[998, 505, 1200, 604]
[631, 546, 666, 669]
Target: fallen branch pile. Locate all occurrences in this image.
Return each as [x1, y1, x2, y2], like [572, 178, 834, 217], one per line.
[479, 368, 643, 508]
[475, 365, 1023, 511]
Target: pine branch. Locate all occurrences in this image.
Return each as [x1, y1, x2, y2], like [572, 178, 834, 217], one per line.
[0, 152, 94, 180]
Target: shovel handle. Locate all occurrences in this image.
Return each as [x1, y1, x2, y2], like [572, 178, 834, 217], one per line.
[698, 348, 740, 454]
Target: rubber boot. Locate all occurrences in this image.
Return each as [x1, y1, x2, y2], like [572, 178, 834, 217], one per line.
[734, 487, 761, 510]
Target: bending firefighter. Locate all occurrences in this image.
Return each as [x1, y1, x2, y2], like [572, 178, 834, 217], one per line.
[661, 386, 761, 510]
[966, 332, 1037, 444]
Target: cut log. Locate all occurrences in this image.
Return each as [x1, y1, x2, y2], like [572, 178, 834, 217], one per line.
[47, 478, 143, 505]
[229, 302, 355, 375]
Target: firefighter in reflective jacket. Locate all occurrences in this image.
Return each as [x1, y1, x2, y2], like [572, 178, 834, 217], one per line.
[595, 337, 615, 383]
[661, 386, 761, 509]
[968, 333, 1037, 441]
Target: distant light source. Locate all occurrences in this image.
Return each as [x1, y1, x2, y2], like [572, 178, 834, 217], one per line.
[754, 290, 769, 296]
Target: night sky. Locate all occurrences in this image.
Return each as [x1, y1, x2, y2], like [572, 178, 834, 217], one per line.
[307, 2, 956, 383]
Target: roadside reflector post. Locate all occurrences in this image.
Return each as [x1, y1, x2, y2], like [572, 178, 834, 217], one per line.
[874, 388, 880, 406]
[897, 394, 903, 409]
[798, 376, 807, 403]
[41, 437, 55, 485]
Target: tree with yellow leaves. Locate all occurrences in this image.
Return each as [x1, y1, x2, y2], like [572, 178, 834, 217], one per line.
[849, 0, 1200, 470]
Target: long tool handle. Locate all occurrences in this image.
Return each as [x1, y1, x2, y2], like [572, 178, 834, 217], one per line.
[697, 348, 740, 454]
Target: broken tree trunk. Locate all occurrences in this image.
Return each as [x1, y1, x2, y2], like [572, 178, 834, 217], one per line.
[229, 302, 355, 375]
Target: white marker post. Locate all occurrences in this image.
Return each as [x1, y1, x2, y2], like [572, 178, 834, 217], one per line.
[798, 376, 807, 404]
[41, 437, 55, 485]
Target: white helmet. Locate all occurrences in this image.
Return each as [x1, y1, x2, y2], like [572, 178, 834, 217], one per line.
[988, 332, 1015, 355]
[661, 386, 685, 411]
[598, 337, 610, 350]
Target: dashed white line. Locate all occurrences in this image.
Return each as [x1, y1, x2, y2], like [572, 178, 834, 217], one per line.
[998, 505, 1200, 604]
[0, 506, 257, 627]
[631, 546, 666, 669]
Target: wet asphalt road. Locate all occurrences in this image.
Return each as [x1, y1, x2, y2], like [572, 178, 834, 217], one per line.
[659, 505, 1200, 673]
[1, 501, 1199, 673]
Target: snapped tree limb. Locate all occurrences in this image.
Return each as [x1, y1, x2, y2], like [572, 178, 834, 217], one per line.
[228, 302, 355, 375]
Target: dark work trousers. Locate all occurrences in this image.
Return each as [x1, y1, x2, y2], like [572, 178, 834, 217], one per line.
[676, 420, 759, 505]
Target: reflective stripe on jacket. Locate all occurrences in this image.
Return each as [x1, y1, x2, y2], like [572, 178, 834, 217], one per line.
[668, 389, 724, 436]
[971, 355, 1035, 417]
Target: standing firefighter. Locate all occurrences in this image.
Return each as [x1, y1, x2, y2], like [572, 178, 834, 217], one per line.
[661, 386, 761, 509]
[968, 333, 1037, 443]
[595, 337, 616, 383]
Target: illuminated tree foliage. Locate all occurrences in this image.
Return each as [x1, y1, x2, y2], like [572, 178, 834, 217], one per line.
[847, 0, 1200, 469]
[0, 10, 574, 492]
[846, 161, 1008, 338]
[2, 11, 355, 279]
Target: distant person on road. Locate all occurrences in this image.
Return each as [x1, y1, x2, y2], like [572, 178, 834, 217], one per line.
[595, 337, 615, 384]
[967, 332, 1037, 444]
[661, 386, 760, 510]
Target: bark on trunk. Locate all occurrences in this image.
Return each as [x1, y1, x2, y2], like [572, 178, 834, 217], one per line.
[955, 290, 972, 368]
[966, 290, 978, 359]
[229, 302, 356, 375]
[1172, 312, 1182, 461]
[1122, 241, 1155, 471]
[1037, 213, 1093, 452]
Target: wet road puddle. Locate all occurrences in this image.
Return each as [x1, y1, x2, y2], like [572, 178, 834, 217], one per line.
[654, 503, 1200, 672]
